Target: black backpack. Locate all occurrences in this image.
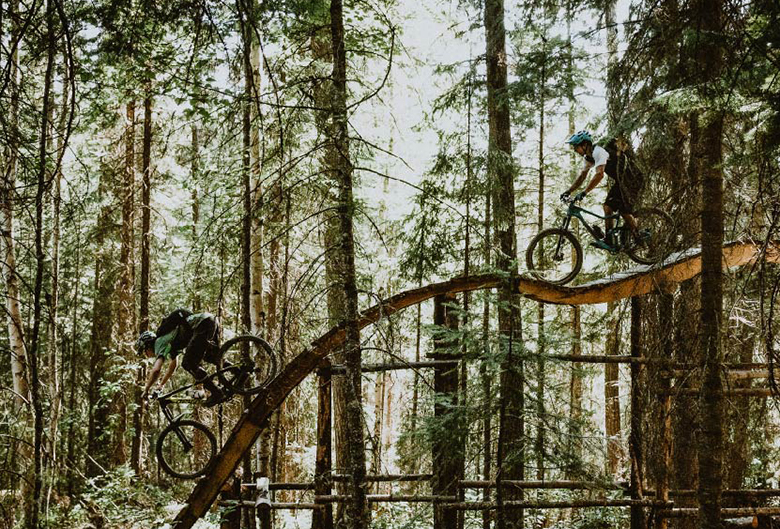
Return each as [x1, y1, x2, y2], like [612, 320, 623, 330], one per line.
[156, 308, 194, 351]
[601, 138, 645, 199]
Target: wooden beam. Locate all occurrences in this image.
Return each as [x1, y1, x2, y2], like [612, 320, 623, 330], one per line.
[173, 241, 780, 528]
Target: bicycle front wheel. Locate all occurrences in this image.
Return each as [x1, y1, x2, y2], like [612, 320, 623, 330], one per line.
[218, 335, 278, 395]
[626, 208, 676, 265]
[156, 419, 216, 479]
[525, 228, 583, 285]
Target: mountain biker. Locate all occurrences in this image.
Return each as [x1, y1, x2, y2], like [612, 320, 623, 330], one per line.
[561, 130, 643, 249]
[137, 309, 226, 407]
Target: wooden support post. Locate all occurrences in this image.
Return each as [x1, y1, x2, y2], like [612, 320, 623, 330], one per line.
[312, 360, 333, 529]
[630, 297, 647, 529]
[656, 292, 674, 529]
[432, 293, 461, 529]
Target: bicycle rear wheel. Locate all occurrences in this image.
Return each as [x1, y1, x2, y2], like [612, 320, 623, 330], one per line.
[156, 419, 216, 479]
[218, 335, 277, 395]
[525, 228, 583, 285]
[626, 208, 676, 265]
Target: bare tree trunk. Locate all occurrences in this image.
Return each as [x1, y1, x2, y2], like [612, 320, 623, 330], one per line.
[693, 0, 724, 526]
[485, 0, 523, 527]
[605, 302, 622, 476]
[247, 0, 264, 339]
[329, 2, 368, 526]
[568, 306, 582, 473]
[481, 191, 492, 529]
[629, 298, 646, 529]
[371, 372, 385, 491]
[656, 293, 674, 529]
[605, 0, 619, 127]
[114, 98, 136, 467]
[65, 229, 82, 495]
[26, 3, 56, 525]
[140, 89, 152, 332]
[2, 0, 29, 410]
[432, 294, 460, 529]
[46, 48, 69, 484]
[239, 5, 257, 527]
[535, 45, 546, 481]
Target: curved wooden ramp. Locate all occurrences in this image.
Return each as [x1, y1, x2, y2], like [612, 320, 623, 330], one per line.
[173, 240, 778, 528]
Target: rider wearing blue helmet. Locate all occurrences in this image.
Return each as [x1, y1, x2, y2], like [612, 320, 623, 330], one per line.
[562, 130, 639, 248]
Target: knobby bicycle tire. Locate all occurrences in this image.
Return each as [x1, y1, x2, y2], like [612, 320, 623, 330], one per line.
[526, 228, 583, 285]
[625, 208, 676, 265]
[156, 419, 217, 479]
[218, 335, 278, 395]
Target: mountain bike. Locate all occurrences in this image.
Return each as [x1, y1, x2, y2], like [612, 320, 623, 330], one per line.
[153, 334, 277, 479]
[525, 195, 676, 285]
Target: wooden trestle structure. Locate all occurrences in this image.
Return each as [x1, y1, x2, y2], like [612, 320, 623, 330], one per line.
[173, 240, 780, 529]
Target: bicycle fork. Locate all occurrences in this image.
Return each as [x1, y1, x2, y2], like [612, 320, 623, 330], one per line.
[161, 403, 194, 454]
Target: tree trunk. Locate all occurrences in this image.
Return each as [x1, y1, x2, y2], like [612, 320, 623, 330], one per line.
[46, 49, 70, 491]
[568, 305, 582, 475]
[485, 0, 523, 527]
[239, 6, 257, 526]
[629, 298, 646, 529]
[694, 0, 724, 526]
[328, 2, 368, 526]
[481, 191, 492, 529]
[2, 0, 28, 411]
[605, 301, 622, 476]
[140, 90, 152, 332]
[605, 0, 619, 127]
[246, 0, 264, 339]
[535, 47, 546, 481]
[114, 98, 136, 467]
[25, 3, 56, 525]
[656, 292, 674, 529]
[432, 294, 460, 529]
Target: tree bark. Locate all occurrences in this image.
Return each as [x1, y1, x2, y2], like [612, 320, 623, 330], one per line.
[26, 2, 56, 525]
[605, 301, 622, 476]
[535, 48, 546, 481]
[113, 98, 136, 467]
[239, 6, 257, 526]
[432, 294, 460, 529]
[694, 0, 725, 525]
[140, 90, 152, 332]
[328, 2, 368, 526]
[2, 0, 29, 411]
[485, 0, 523, 526]
[630, 298, 647, 529]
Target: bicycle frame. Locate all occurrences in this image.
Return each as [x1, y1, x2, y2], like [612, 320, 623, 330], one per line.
[155, 366, 235, 453]
[559, 202, 624, 242]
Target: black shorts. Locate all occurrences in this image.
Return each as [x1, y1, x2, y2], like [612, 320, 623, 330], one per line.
[181, 318, 221, 373]
[605, 183, 634, 214]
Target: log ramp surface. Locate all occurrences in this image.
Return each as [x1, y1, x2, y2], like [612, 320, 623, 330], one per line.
[173, 240, 779, 528]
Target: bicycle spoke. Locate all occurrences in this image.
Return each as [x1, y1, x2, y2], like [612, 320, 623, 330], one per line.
[157, 420, 216, 479]
[526, 229, 583, 285]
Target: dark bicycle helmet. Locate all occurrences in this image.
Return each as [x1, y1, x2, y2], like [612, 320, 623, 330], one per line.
[136, 331, 157, 354]
[566, 130, 593, 146]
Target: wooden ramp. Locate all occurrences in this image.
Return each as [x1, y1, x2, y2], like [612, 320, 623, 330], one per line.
[172, 240, 779, 528]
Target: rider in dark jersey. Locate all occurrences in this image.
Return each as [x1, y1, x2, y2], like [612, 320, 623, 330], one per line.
[137, 309, 226, 407]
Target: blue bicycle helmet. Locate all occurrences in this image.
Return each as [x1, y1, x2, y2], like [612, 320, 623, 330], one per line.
[566, 130, 593, 146]
[136, 331, 157, 355]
